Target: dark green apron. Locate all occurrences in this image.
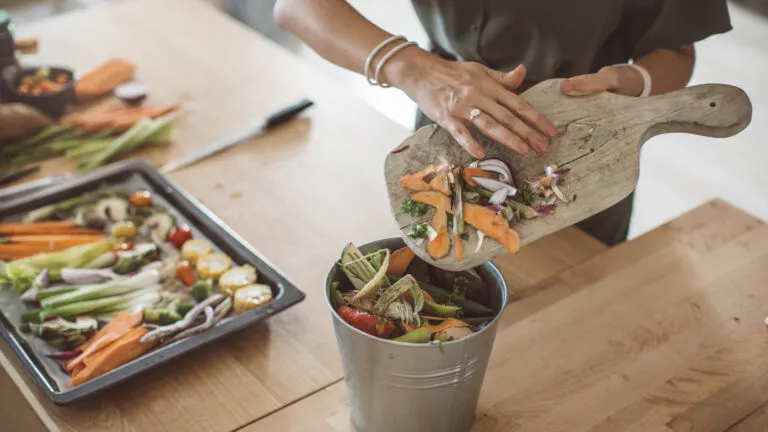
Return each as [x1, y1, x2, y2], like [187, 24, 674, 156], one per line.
[409, 0, 731, 245]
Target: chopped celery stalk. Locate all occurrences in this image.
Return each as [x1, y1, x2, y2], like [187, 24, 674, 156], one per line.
[35, 285, 78, 300]
[20, 309, 43, 324]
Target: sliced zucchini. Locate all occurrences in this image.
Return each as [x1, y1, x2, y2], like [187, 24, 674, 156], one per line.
[141, 213, 175, 240]
[96, 197, 129, 222]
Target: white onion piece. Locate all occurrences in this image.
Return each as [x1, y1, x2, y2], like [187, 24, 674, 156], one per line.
[427, 225, 438, 242]
[474, 231, 485, 254]
[545, 164, 555, 177]
[473, 177, 517, 196]
[488, 188, 509, 206]
[551, 183, 569, 203]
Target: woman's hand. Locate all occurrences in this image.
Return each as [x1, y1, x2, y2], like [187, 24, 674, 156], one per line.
[560, 65, 646, 97]
[384, 49, 556, 159]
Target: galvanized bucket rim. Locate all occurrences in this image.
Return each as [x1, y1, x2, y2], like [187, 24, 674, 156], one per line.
[325, 236, 508, 347]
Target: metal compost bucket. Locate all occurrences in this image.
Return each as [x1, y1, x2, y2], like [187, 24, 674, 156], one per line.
[325, 237, 508, 432]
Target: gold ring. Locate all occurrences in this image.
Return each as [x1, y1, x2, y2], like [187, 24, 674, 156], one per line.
[469, 108, 481, 121]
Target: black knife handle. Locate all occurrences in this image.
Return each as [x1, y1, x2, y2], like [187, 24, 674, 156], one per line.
[264, 99, 314, 129]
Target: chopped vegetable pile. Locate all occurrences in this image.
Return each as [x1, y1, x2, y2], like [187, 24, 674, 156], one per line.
[399, 158, 571, 260]
[332, 242, 497, 344]
[0, 189, 274, 387]
[16, 67, 71, 96]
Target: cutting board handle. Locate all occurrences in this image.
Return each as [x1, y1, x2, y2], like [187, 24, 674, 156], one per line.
[633, 84, 752, 143]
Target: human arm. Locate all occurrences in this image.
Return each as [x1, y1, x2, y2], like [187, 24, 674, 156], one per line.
[274, 0, 556, 158]
[560, 45, 696, 97]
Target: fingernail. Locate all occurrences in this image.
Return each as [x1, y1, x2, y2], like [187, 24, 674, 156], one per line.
[535, 138, 549, 152]
[561, 80, 572, 93]
[547, 124, 557, 137]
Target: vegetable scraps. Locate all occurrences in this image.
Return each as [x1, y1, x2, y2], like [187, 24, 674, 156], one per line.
[0, 188, 275, 388]
[399, 157, 571, 260]
[333, 243, 498, 344]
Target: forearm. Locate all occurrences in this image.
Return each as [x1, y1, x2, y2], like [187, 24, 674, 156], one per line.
[634, 45, 696, 95]
[274, 0, 399, 75]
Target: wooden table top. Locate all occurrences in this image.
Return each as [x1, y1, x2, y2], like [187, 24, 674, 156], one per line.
[248, 200, 768, 432]
[3, 2, 767, 432]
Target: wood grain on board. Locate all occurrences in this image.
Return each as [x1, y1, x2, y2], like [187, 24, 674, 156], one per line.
[385, 81, 753, 271]
[242, 200, 768, 432]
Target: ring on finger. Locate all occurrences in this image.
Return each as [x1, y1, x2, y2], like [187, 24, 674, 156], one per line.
[469, 108, 482, 121]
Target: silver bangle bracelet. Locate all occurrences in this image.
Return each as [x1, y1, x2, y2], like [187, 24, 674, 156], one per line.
[365, 35, 406, 85]
[374, 41, 418, 88]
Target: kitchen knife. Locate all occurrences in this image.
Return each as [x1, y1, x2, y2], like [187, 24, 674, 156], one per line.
[159, 98, 314, 174]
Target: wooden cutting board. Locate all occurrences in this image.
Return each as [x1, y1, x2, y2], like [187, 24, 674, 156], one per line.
[384, 78, 752, 271]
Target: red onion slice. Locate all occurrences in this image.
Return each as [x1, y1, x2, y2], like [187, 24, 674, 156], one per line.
[48, 349, 83, 360]
[535, 204, 557, 215]
[483, 204, 503, 214]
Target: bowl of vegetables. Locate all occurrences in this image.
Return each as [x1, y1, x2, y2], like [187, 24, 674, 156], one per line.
[2, 65, 76, 118]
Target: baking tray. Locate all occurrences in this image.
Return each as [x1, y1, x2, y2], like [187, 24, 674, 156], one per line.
[0, 160, 306, 404]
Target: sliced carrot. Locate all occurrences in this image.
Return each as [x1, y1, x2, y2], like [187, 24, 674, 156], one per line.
[388, 247, 416, 277]
[74, 312, 142, 354]
[428, 174, 451, 195]
[399, 165, 436, 192]
[411, 192, 520, 255]
[463, 167, 495, 187]
[65, 332, 122, 372]
[6, 234, 104, 244]
[428, 318, 470, 334]
[410, 191, 452, 213]
[71, 326, 156, 387]
[427, 205, 450, 260]
[0, 221, 98, 236]
[71, 362, 86, 379]
[463, 203, 520, 254]
[454, 234, 464, 260]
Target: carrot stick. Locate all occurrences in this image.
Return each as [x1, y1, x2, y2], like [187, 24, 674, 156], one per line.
[6, 235, 105, 244]
[0, 221, 77, 230]
[66, 332, 122, 372]
[71, 326, 155, 387]
[74, 312, 143, 354]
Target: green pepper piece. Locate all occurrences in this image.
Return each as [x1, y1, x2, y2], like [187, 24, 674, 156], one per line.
[330, 281, 346, 309]
[422, 299, 461, 317]
[393, 326, 432, 343]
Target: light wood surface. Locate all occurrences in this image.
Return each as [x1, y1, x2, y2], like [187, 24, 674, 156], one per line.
[385, 80, 753, 271]
[0, 1, 608, 431]
[243, 199, 768, 432]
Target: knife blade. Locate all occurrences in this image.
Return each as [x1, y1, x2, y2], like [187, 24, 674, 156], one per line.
[159, 98, 314, 175]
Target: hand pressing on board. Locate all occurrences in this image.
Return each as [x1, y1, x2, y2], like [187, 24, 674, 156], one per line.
[384, 50, 558, 159]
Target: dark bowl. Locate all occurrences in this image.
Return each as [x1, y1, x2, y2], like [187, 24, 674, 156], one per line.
[2, 65, 76, 118]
